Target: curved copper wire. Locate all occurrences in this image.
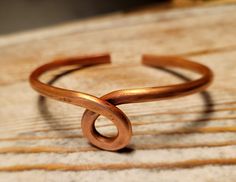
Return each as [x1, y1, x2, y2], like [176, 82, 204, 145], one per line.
[29, 53, 213, 151]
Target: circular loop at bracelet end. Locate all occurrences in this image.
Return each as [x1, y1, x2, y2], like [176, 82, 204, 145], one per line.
[81, 107, 132, 151]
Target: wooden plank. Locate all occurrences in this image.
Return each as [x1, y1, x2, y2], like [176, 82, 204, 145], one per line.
[0, 4, 236, 182]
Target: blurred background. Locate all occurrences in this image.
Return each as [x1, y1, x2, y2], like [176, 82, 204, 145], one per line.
[0, 0, 164, 35]
[0, 0, 228, 35]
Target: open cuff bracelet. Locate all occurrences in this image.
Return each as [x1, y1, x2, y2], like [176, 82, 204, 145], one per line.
[29, 53, 213, 151]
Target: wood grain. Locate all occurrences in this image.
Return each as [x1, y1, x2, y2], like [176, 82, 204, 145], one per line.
[0, 3, 236, 182]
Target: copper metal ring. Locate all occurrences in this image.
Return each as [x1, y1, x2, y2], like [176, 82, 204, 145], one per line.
[29, 53, 213, 151]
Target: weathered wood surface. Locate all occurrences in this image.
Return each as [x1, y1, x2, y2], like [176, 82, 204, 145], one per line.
[0, 4, 236, 182]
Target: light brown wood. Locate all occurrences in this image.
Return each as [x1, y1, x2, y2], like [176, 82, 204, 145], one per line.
[172, 0, 236, 7]
[0, 3, 236, 182]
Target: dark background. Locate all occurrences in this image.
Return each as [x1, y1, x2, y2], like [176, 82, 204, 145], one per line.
[0, 0, 167, 35]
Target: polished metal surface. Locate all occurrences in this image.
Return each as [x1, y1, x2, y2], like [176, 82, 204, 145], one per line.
[29, 53, 213, 151]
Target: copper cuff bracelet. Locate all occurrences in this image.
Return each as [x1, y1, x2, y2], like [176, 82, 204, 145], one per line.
[29, 53, 213, 151]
